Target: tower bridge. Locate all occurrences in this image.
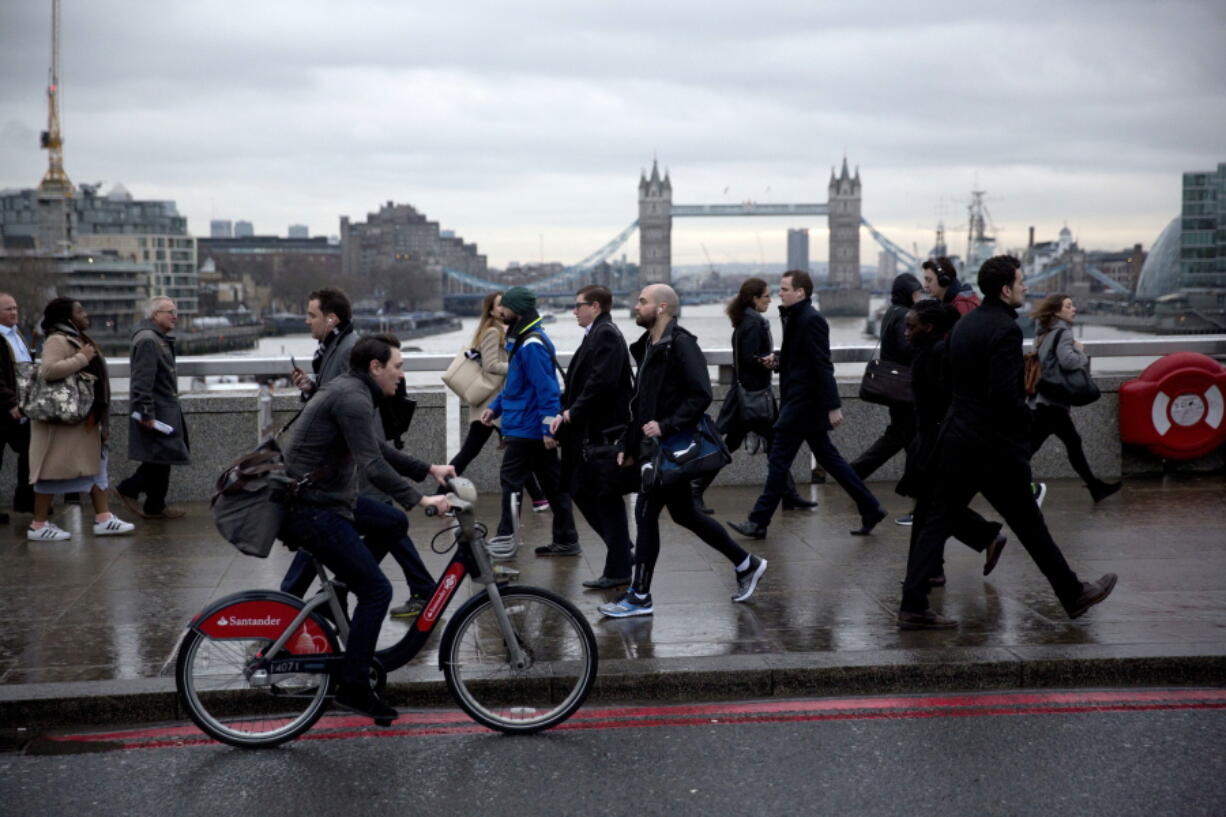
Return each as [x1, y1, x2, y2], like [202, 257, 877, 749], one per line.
[442, 158, 921, 315]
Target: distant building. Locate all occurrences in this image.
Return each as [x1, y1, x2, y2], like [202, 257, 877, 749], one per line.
[827, 158, 862, 291]
[1180, 163, 1226, 291]
[288, 224, 309, 239]
[787, 228, 810, 273]
[340, 201, 488, 311]
[875, 250, 897, 289]
[210, 219, 233, 238]
[0, 183, 198, 316]
[197, 235, 341, 313]
[234, 220, 254, 238]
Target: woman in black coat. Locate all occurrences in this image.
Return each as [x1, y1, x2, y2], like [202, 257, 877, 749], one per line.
[898, 300, 1005, 585]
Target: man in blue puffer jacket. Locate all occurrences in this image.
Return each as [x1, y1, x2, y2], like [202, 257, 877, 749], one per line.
[480, 286, 580, 555]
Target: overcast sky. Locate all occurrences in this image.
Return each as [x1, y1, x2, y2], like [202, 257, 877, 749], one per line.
[2, 1, 1223, 269]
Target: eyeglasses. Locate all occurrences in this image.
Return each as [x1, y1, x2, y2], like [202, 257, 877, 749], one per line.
[156, 309, 178, 315]
[572, 302, 594, 310]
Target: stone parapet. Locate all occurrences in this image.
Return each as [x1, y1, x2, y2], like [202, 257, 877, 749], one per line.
[1, 374, 1221, 502]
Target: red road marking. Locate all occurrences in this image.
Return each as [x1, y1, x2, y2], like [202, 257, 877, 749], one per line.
[48, 689, 1226, 749]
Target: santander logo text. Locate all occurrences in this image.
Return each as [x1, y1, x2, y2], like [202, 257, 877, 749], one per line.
[217, 615, 282, 627]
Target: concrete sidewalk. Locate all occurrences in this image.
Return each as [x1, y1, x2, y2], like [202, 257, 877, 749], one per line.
[1, 475, 1224, 730]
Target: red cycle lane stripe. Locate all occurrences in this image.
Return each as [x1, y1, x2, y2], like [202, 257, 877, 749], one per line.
[49, 689, 1226, 748]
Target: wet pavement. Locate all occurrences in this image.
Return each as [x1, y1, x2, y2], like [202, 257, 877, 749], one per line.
[1, 474, 1224, 726]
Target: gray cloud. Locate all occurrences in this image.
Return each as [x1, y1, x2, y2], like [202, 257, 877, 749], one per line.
[1, 0, 1223, 266]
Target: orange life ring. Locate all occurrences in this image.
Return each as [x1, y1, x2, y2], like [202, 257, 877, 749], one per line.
[1119, 352, 1226, 460]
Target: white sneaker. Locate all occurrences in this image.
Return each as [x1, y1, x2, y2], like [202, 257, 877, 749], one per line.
[94, 516, 136, 535]
[28, 523, 71, 541]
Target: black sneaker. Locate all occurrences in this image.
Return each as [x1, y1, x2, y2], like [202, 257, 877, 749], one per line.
[389, 596, 427, 619]
[334, 685, 398, 726]
[894, 514, 913, 527]
[534, 541, 581, 557]
[732, 555, 768, 602]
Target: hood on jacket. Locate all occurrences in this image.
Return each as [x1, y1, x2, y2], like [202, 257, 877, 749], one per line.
[891, 274, 923, 307]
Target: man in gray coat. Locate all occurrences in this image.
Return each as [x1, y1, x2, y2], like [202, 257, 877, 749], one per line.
[117, 297, 189, 519]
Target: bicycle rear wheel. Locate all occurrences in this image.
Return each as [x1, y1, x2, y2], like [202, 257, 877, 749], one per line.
[175, 616, 337, 748]
[440, 585, 597, 734]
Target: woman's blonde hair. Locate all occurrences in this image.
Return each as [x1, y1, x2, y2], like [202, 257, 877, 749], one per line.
[469, 291, 504, 348]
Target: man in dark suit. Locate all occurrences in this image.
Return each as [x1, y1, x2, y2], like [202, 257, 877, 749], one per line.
[551, 285, 635, 589]
[728, 270, 886, 539]
[0, 291, 35, 522]
[896, 255, 1117, 629]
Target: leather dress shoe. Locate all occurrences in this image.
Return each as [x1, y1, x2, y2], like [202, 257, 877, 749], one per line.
[582, 575, 631, 590]
[897, 609, 958, 630]
[1065, 573, 1118, 619]
[782, 495, 818, 510]
[117, 492, 148, 519]
[850, 507, 888, 536]
[726, 520, 767, 539]
[983, 533, 1008, 576]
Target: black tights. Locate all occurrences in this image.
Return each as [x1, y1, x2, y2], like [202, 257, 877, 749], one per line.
[632, 482, 749, 596]
[1030, 404, 1104, 488]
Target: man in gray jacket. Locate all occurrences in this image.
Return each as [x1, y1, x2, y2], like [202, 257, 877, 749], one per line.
[117, 297, 189, 519]
[280, 334, 453, 723]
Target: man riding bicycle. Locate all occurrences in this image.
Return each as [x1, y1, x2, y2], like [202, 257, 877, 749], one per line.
[279, 333, 452, 722]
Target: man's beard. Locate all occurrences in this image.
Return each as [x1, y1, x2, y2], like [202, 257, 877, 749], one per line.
[634, 309, 656, 329]
[500, 313, 517, 326]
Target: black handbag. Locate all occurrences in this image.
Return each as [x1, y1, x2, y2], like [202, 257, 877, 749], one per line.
[1036, 328, 1101, 407]
[858, 340, 912, 406]
[720, 335, 777, 430]
[639, 414, 731, 493]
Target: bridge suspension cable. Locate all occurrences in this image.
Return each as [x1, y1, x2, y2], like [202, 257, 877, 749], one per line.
[860, 217, 921, 270]
[444, 220, 640, 292]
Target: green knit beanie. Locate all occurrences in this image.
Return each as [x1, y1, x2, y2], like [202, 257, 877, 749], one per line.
[501, 286, 536, 315]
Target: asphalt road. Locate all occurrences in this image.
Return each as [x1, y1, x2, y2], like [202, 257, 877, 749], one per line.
[3, 689, 1224, 817]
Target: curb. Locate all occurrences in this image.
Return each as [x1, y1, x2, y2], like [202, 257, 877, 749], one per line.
[2, 643, 1223, 734]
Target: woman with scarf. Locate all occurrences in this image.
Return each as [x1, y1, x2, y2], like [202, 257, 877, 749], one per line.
[26, 298, 135, 541]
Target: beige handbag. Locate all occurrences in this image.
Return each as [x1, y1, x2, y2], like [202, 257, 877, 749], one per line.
[441, 348, 499, 406]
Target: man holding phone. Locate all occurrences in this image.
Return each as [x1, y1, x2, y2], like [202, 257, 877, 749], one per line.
[293, 288, 357, 401]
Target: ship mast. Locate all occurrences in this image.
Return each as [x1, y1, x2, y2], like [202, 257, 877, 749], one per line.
[38, 0, 73, 198]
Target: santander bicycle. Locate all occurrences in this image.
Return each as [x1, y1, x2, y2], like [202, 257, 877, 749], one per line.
[174, 477, 598, 747]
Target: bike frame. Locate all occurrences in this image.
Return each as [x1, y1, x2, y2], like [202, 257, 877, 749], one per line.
[189, 496, 527, 682]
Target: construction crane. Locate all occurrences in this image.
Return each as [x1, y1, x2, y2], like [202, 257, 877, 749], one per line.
[701, 243, 717, 276]
[39, 0, 73, 197]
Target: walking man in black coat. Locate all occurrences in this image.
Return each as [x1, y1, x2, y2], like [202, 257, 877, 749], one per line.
[729, 270, 886, 539]
[598, 284, 767, 618]
[897, 256, 1117, 629]
[551, 285, 635, 589]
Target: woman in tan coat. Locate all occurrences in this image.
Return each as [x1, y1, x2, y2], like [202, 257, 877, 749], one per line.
[27, 298, 134, 541]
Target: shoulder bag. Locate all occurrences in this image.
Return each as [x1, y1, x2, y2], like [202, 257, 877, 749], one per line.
[441, 346, 500, 407]
[18, 361, 97, 424]
[1036, 328, 1100, 407]
[639, 414, 732, 494]
[858, 337, 912, 406]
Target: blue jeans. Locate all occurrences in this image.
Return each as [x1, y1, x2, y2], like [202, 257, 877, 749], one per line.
[281, 496, 434, 599]
[280, 504, 392, 686]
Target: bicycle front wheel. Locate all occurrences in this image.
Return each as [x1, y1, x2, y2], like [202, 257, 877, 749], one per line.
[175, 619, 336, 748]
[440, 586, 597, 734]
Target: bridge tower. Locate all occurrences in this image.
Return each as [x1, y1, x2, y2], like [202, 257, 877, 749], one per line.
[827, 157, 861, 289]
[638, 159, 672, 285]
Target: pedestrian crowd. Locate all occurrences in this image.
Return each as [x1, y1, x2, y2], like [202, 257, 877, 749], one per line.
[0, 259, 1120, 721]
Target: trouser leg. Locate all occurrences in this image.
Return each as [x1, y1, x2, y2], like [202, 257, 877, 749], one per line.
[354, 496, 434, 596]
[748, 424, 805, 527]
[901, 478, 978, 613]
[574, 490, 632, 578]
[496, 438, 535, 537]
[851, 404, 916, 479]
[530, 445, 578, 545]
[667, 484, 749, 566]
[978, 460, 1083, 607]
[809, 428, 881, 517]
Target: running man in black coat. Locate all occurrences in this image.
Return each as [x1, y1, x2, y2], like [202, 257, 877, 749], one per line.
[551, 285, 635, 589]
[728, 270, 886, 539]
[897, 256, 1117, 629]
